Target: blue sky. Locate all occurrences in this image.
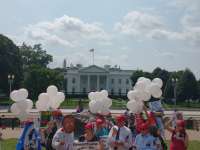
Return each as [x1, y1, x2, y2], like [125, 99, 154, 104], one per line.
[0, 0, 200, 79]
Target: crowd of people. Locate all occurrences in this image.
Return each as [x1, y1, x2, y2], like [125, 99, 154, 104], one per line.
[33, 103, 189, 150]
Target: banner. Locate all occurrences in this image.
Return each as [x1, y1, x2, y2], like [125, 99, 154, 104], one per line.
[73, 142, 98, 150]
[100, 136, 109, 150]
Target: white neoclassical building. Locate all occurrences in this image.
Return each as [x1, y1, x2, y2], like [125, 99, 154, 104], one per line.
[64, 65, 134, 96]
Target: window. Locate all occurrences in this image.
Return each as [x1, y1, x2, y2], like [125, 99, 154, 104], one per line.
[118, 88, 121, 95]
[72, 87, 75, 94]
[126, 79, 129, 84]
[111, 79, 114, 84]
[82, 88, 86, 94]
[111, 89, 114, 95]
[118, 79, 122, 84]
[72, 78, 76, 84]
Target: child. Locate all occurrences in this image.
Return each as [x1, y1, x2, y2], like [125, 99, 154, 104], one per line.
[165, 119, 189, 150]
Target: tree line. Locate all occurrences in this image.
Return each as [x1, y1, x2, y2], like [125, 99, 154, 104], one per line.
[0, 34, 63, 100]
[131, 68, 200, 103]
[0, 34, 200, 102]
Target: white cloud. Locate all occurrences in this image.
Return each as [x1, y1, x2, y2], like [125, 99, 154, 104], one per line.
[24, 15, 110, 48]
[116, 10, 200, 47]
[114, 11, 164, 37]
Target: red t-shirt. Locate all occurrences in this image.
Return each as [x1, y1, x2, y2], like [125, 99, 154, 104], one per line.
[170, 130, 186, 150]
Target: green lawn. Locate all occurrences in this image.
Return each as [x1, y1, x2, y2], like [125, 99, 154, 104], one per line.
[1, 98, 200, 109]
[1, 139, 200, 150]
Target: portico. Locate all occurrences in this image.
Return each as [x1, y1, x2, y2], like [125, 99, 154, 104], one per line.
[64, 65, 133, 96]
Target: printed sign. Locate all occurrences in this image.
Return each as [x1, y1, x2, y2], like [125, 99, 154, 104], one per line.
[73, 142, 98, 150]
[100, 136, 109, 150]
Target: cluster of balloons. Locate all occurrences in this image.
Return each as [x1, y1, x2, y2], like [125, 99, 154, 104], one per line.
[88, 90, 112, 115]
[36, 85, 65, 111]
[10, 89, 33, 121]
[127, 77, 163, 114]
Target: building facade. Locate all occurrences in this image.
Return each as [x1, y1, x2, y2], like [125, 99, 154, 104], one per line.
[64, 65, 134, 96]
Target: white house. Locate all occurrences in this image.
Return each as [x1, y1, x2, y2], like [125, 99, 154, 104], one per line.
[64, 65, 134, 96]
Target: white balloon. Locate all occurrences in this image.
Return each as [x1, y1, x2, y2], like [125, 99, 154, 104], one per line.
[10, 103, 20, 114]
[56, 92, 65, 103]
[137, 77, 146, 82]
[18, 88, 28, 100]
[36, 100, 49, 111]
[127, 100, 143, 114]
[102, 98, 112, 108]
[50, 99, 61, 109]
[89, 101, 97, 113]
[47, 85, 58, 97]
[141, 90, 151, 101]
[38, 93, 49, 101]
[100, 90, 108, 98]
[127, 90, 135, 100]
[10, 90, 20, 101]
[94, 92, 102, 101]
[152, 78, 163, 88]
[149, 83, 162, 98]
[26, 99, 33, 110]
[134, 81, 146, 91]
[152, 88, 162, 98]
[88, 92, 95, 101]
[16, 100, 28, 111]
[89, 100, 102, 114]
[127, 90, 143, 101]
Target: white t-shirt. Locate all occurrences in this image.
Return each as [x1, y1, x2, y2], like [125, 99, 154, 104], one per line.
[52, 128, 74, 150]
[108, 126, 133, 150]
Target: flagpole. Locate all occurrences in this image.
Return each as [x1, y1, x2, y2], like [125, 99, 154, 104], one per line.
[92, 50, 94, 65]
[89, 49, 94, 65]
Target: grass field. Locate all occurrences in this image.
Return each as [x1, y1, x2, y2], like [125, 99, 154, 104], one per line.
[1, 98, 200, 109]
[1, 139, 200, 150]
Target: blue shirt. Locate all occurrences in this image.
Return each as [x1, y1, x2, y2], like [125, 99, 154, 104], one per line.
[134, 133, 161, 150]
[95, 128, 109, 139]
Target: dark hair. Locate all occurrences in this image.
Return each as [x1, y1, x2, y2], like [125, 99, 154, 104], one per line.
[149, 126, 158, 137]
[62, 115, 75, 125]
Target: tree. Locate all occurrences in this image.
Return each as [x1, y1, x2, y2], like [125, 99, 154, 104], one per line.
[152, 67, 171, 90]
[164, 76, 174, 99]
[131, 70, 153, 86]
[0, 34, 22, 95]
[23, 65, 63, 100]
[176, 69, 199, 101]
[198, 80, 200, 99]
[19, 43, 53, 70]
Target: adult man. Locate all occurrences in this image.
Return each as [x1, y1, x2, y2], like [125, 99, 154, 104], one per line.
[52, 115, 75, 150]
[134, 123, 161, 150]
[108, 115, 132, 150]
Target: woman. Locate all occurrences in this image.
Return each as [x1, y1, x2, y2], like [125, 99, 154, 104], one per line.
[165, 119, 189, 150]
[41, 121, 57, 150]
[79, 123, 104, 150]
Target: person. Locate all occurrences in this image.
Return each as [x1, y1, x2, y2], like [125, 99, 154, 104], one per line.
[52, 115, 75, 150]
[52, 110, 63, 129]
[165, 119, 189, 150]
[79, 122, 98, 142]
[149, 126, 167, 150]
[134, 123, 161, 150]
[79, 123, 104, 150]
[95, 118, 109, 139]
[41, 121, 57, 150]
[108, 115, 132, 150]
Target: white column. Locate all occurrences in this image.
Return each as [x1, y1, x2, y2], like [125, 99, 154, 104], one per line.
[97, 75, 100, 91]
[87, 75, 90, 92]
[106, 76, 109, 90]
